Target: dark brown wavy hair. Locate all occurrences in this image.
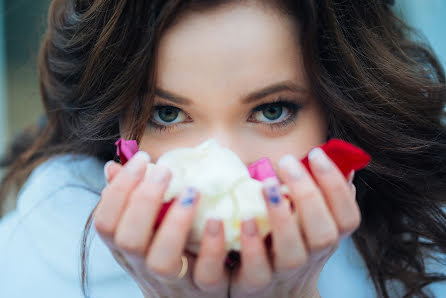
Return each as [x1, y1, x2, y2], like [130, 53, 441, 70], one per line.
[1, 0, 446, 297]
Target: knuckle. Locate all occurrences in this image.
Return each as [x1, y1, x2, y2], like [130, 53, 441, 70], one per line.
[169, 213, 191, 227]
[292, 184, 320, 201]
[146, 259, 174, 278]
[93, 214, 115, 238]
[203, 244, 224, 259]
[111, 173, 142, 195]
[309, 229, 338, 251]
[100, 180, 127, 202]
[277, 252, 307, 271]
[275, 209, 294, 226]
[330, 181, 348, 196]
[196, 276, 221, 290]
[114, 235, 146, 257]
[290, 253, 308, 269]
[280, 232, 302, 254]
[112, 179, 132, 195]
[134, 178, 163, 197]
[339, 209, 361, 234]
[246, 272, 271, 291]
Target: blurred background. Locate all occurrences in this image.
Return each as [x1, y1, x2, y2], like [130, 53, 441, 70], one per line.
[0, 1, 445, 213]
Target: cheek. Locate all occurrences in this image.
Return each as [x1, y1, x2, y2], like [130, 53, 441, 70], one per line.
[138, 133, 188, 162]
[138, 129, 211, 162]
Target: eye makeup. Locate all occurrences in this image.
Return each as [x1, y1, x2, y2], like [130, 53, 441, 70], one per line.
[146, 96, 304, 134]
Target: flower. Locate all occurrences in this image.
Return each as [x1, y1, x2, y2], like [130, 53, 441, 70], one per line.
[115, 138, 371, 254]
[146, 139, 274, 253]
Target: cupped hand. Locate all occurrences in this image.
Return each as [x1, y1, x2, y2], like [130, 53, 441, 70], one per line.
[229, 148, 360, 298]
[94, 152, 229, 298]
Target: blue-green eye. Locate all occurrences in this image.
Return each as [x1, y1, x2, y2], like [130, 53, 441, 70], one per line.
[253, 103, 285, 122]
[250, 100, 301, 125]
[147, 98, 302, 134]
[152, 106, 187, 124]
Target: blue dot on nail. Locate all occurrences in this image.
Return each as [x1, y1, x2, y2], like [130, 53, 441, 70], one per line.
[269, 196, 280, 204]
[181, 197, 195, 206]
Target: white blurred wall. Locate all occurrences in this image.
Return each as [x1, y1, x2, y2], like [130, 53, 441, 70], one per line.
[0, 0, 7, 157]
[396, 0, 446, 68]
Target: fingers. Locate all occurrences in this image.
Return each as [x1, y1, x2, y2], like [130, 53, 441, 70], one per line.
[278, 154, 339, 254]
[146, 187, 200, 280]
[113, 165, 171, 258]
[233, 218, 272, 294]
[194, 219, 228, 292]
[262, 178, 307, 275]
[307, 148, 361, 237]
[94, 151, 150, 245]
[99, 157, 230, 294]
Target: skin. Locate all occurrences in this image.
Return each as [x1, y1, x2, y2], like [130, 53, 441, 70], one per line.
[94, 2, 360, 297]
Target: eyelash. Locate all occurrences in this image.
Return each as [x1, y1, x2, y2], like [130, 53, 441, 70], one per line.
[147, 97, 302, 134]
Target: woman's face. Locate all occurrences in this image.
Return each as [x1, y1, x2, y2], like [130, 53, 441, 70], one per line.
[129, 3, 327, 171]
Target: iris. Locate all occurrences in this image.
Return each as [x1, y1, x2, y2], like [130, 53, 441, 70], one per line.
[158, 106, 180, 122]
[262, 104, 282, 120]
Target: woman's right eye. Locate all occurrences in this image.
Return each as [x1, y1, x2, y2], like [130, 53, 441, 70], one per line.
[151, 105, 188, 125]
[147, 105, 191, 133]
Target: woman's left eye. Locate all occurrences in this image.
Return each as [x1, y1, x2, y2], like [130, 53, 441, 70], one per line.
[250, 102, 295, 123]
[248, 99, 302, 130]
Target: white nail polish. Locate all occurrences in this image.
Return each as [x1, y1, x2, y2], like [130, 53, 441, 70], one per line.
[134, 151, 151, 163]
[308, 147, 332, 172]
[148, 165, 171, 183]
[348, 170, 355, 185]
[279, 154, 304, 180]
[127, 151, 151, 174]
[104, 160, 113, 183]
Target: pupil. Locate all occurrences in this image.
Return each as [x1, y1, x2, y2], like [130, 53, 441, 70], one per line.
[263, 104, 282, 120]
[159, 107, 178, 122]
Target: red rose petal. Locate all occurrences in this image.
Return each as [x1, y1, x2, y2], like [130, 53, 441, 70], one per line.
[114, 138, 138, 165]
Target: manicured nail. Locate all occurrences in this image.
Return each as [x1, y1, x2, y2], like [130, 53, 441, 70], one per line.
[348, 170, 355, 185]
[104, 160, 113, 183]
[148, 165, 171, 183]
[127, 151, 150, 174]
[242, 218, 258, 237]
[206, 218, 221, 236]
[308, 147, 332, 172]
[180, 187, 197, 207]
[279, 154, 304, 180]
[263, 177, 281, 205]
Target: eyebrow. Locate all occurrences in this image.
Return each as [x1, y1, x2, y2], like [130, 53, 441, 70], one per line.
[154, 80, 308, 105]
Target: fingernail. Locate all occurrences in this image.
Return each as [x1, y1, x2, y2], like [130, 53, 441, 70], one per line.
[206, 218, 221, 236]
[279, 154, 304, 180]
[180, 187, 197, 207]
[127, 151, 150, 174]
[242, 218, 257, 237]
[148, 165, 171, 184]
[348, 170, 355, 185]
[263, 177, 281, 205]
[104, 160, 113, 183]
[308, 147, 332, 172]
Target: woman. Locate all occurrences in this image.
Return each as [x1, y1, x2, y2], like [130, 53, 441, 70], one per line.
[1, 0, 445, 297]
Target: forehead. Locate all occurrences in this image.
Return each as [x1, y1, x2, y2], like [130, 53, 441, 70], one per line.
[155, 3, 306, 103]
